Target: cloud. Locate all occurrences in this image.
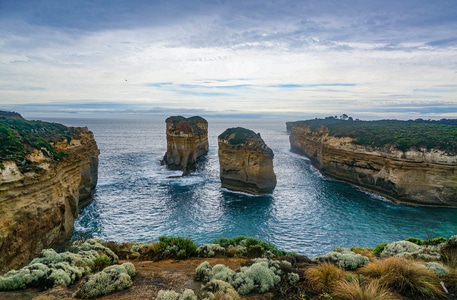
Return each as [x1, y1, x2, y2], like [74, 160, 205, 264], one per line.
[0, 0, 456, 119]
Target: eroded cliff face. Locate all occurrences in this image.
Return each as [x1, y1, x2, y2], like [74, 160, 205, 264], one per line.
[288, 123, 457, 207]
[218, 127, 276, 194]
[0, 127, 99, 273]
[162, 116, 209, 175]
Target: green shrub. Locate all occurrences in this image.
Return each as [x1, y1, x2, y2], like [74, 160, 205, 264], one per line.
[73, 263, 135, 299]
[152, 236, 197, 259]
[405, 237, 423, 245]
[372, 243, 387, 257]
[313, 249, 369, 270]
[197, 244, 226, 257]
[92, 255, 112, 272]
[287, 272, 300, 285]
[71, 238, 119, 264]
[424, 237, 447, 246]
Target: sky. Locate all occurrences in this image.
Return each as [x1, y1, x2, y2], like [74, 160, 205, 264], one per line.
[0, 0, 457, 120]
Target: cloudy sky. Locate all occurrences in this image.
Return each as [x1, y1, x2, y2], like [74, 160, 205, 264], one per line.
[1, 0, 456, 119]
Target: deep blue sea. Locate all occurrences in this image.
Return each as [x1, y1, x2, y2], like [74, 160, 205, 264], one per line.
[45, 116, 457, 258]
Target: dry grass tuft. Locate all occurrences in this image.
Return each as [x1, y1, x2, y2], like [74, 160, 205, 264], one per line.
[304, 262, 345, 293]
[332, 278, 399, 300]
[359, 256, 446, 299]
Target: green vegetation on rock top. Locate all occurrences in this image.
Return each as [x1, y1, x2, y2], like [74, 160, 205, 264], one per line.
[0, 111, 79, 169]
[290, 117, 457, 153]
[218, 127, 260, 145]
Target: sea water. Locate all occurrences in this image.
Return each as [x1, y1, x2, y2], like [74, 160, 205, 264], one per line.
[44, 116, 457, 258]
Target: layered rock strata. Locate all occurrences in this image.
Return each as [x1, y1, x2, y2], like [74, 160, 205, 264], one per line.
[162, 116, 209, 176]
[0, 115, 99, 273]
[218, 127, 276, 194]
[288, 122, 457, 207]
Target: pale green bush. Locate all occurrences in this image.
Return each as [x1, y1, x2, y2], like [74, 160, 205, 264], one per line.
[426, 262, 450, 277]
[73, 262, 135, 299]
[380, 241, 420, 257]
[71, 238, 119, 264]
[202, 279, 240, 300]
[380, 240, 442, 261]
[197, 244, 226, 257]
[130, 242, 147, 253]
[287, 272, 300, 284]
[156, 289, 197, 300]
[0, 248, 98, 291]
[313, 248, 369, 270]
[195, 258, 284, 295]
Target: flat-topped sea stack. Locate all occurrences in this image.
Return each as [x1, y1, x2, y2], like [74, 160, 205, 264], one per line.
[162, 116, 209, 176]
[0, 111, 99, 273]
[218, 127, 277, 194]
[288, 117, 457, 207]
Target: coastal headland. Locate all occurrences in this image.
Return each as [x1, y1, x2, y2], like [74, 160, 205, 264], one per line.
[288, 117, 457, 207]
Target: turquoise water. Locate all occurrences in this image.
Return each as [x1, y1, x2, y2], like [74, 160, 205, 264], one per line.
[47, 116, 457, 258]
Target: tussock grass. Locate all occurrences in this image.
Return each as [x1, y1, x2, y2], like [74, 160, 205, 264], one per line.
[304, 262, 345, 293]
[359, 257, 446, 299]
[332, 278, 399, 300]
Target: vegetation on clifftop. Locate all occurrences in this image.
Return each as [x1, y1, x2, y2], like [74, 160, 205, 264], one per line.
[289, 117, 457, 153]
[0, 111, 79, 170]
[218, 127, 260, 145]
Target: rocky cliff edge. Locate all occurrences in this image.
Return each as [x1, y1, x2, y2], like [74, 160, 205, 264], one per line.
[0, 112, 99, 273]
[288, 120, 457, 207]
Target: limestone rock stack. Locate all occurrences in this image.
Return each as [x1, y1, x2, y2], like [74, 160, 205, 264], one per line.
[162, 116, 209, 176]
[0, 112, 99, 273]
[218, 127, 276, 194]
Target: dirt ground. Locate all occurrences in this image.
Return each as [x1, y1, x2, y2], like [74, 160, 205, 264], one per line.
[0, 257, 279, 300]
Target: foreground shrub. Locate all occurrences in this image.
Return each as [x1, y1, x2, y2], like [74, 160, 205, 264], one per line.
[212, 236, 288, 257]
[313, 248, 369, 270]
[156, 289, 197, 300]
[0, 244, 108, 291]
[332, 278, 399, 300]
[151, 236, 197, 259]
[73, 262, 135, 299]
[441, 235, 457, 269]
[304, 262, 345, 293]
[196, 244, 226, 257]
[92, 255, 112, 272]
[202, 279, 240, 300]
[195, 258, 284, 295]
[360, 256, 446, 299]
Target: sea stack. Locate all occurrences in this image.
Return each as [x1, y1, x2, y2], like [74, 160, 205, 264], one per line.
[218, 127, 277, 194]
[0, 112, 99, 273]
[162, 116, 209, 176]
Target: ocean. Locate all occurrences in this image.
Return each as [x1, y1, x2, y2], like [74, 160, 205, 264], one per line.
[44, 116, 457, 258]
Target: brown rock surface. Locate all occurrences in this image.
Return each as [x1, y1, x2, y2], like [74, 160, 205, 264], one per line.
[0, 120, 99, 273]
[162, 116, 209, 175]
[288, 122, 457, 206]
[218, 127, 277, 194]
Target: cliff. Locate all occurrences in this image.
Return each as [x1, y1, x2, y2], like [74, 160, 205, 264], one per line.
[162, 116, 209, 176]
[218, 127, 276, 194]
[0, 113, 99, 273]
[288, 119, 457, 207]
